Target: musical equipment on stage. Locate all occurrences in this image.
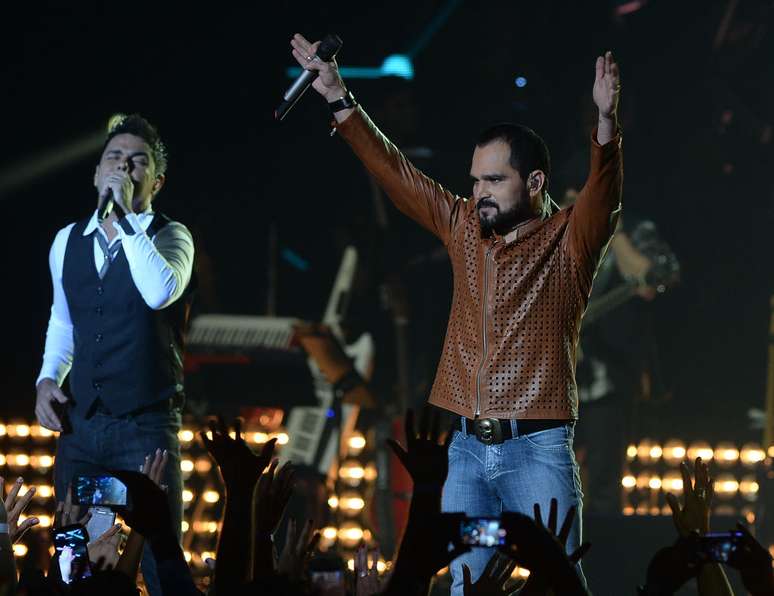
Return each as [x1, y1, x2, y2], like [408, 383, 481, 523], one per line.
[184, 246, 373, 475]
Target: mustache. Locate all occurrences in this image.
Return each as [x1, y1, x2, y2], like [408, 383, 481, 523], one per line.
[476, 199, 498, 211]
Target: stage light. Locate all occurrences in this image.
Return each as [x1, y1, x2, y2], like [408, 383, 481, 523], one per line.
[0, 455, 5, 466]
[621, 475, 636, 489]
[687, 441, 713, 462]
[181, 459, 194, 473]
[662, 471, 683, 493]
[320, 526, 338, 549]
[13, 544, 28, 557]
[648, 476, 662, 490]
[340, 492, 365, 515]
[714, 474, 738, 498]
[9, 454, 30, 467]
[635, 503, 649, 516]
[195, 458, 212, 473]
[347, 559, 355, 572]
[768, 445, 774, 458]
[252, 432, 269, 444]
[178, 430, 194, 443]
[38, 455, 54, 468]
[203, 490, 220, 504]
[626, 444, 637, 460]
[623, 506, 635, 516]
[364, 463, 377, 482]
[0, 424, 5, 436]
[339, 460, 365, 486]
[636, 473, 650, 490]
[637, 439, 654, 462]
[184, 551, 192, 563]
[328, 495, 339, 509]
[739, 476, 759, 500]
[182, 521, 189, 532]
[36, 485, 54, 498]
[512, 566, 530, 578]
[649, 445, 663, 459]
[275, 432, 289, 445]
[15, 425, 30, 437]
[338, 522, 364, 548]
[663, 440, 686, 464]
[377, 560, 388, 573]
[714, 442, 739, 466]
[201, 551, 215, 563]
[348, 432, 366, 455]
[380, 54, 414, 79]
[515, 76, 527, 88]
[37, 515, 52, 528]
[182, 490, 194, 503]
[740, 443, 765, 466]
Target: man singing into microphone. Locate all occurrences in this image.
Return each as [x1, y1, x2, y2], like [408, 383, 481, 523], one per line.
[35, 114, 194, 594]
[288, 35, 622, 591]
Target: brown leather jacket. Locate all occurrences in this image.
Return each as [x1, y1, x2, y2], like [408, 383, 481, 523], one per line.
[336, 107, 623, 420]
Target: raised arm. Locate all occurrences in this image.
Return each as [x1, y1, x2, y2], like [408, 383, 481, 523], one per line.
[567, 51, 624, 294]
[288, 34, 462, 245]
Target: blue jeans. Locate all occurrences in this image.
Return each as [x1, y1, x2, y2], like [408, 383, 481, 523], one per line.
[441, 420, 584, 595]
[54, 409, 183, 596]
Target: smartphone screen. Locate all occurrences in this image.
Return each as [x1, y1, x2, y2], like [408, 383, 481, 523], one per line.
[85, 506, 116, 542]
[699, 531, 744, 563]
[460, 517, 507, 547]
[73, 475, 127, 507]
[52, 524, 92, 584]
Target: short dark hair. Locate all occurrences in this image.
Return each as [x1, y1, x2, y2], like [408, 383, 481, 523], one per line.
[102, 113, 168, 176]
[476, 123, 551, 190]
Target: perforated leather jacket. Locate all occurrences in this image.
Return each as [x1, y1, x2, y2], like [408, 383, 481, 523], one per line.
[335, 107, 623, 420]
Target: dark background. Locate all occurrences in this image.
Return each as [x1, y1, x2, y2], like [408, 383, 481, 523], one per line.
[2, 0, 773, 445]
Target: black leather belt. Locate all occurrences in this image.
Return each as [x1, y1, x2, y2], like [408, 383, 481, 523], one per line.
[452, 417, 569, 445]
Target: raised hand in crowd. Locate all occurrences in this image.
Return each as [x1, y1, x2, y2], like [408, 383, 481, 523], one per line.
[200, 416, 277, 493]
[56, 484, 91, 528]
[111, 469, 200, 596]
[498, 510, 589, 595]
[200, 416, 280, 592]
[386, 407, 449, 502]
[87, 522, 122, 571]
[664, 457, 733, 596]
[277, 518, 321, 582]
[727, 523, 774, 596]
[1, 475, 39, 543]
[253, 459, 296, 578]
[383, 408, 471, 594]
[462, 551, 518, 596]
[0, 483, 18, 593]
[354, 543, 383, 596]
[641, 535, 703, 596]
[519, 498, 590, 596]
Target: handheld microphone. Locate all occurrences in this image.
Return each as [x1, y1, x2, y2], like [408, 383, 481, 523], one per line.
[275, 34, 343, 121]
[99, 189, 114, 221]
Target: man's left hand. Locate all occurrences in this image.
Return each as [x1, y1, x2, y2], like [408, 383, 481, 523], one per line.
[593, 50, 621, 120]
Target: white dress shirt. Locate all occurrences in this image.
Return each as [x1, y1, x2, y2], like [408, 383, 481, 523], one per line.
[37, 209, 195, 386]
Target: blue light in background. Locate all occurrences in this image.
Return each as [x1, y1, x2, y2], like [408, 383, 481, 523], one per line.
[380, 54, 414, 79]
[286, 54, 414, 81]
[515, 76, 527, 88]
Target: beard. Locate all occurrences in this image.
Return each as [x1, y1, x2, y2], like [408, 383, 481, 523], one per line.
[477, 191, 533, 236]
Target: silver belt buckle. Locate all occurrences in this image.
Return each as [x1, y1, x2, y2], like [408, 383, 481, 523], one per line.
[474, 418, 503, 445]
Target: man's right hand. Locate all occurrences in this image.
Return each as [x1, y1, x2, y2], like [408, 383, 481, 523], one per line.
[35, 378, 68, 432]
[290, 33, 348, 102]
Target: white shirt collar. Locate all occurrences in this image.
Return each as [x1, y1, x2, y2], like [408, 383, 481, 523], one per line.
[82, 208, 155, 236]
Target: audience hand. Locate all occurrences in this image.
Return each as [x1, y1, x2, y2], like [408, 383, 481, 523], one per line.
[727, 523, 774, 596]
[354, 544, 383, 596]
[665, 457, 713, 536]
[643, 535, 702, 595]
[253, 460, 295, 537]
[519, 498, 590, 595]
[277, 518, 320, 581]
[87, 523, 122, 570]
[110, 470, 172, 541]
[55, 484, 90, 530]
[386, 407, 449, 491]
[1, 476, 39, 543]
[200, 417, 277, 494]
[462, 551, 517, 596]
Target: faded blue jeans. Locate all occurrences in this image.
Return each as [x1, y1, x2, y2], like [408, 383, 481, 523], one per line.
[441, 420, 584, 595]
[54, 408, 183, 596]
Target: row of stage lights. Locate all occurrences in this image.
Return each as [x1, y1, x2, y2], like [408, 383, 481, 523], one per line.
[625, 439, 771, 467]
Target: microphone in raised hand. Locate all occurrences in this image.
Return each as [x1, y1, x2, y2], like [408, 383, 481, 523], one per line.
[276, 33, 342, 121]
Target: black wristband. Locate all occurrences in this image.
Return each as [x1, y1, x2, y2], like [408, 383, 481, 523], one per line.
[328, 90, 357, 114]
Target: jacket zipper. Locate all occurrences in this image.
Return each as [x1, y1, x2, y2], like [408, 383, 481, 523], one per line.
[475, 242, 496, 417]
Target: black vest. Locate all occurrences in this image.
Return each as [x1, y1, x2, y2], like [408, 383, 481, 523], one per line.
[62, 214, 193, 418]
